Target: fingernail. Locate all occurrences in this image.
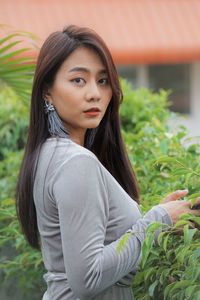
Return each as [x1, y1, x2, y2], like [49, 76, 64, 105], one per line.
[182, 189, 188, 193]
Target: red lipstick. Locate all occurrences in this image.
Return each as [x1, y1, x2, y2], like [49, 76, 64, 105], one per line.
[84, 107, 101, 117]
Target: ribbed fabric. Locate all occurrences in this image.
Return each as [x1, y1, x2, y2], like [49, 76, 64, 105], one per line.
[33, 137, 172, 300]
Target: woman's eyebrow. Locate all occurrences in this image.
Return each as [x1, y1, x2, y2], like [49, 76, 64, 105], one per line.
[68, 66, 107, 75]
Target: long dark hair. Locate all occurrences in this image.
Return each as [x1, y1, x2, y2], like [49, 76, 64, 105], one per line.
[16, 25, 140, 250]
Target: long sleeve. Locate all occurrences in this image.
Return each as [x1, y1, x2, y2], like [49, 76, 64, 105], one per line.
[52, 154, 172, 299]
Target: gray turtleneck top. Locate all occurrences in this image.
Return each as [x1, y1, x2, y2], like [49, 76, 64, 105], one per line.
[33, 137, 172, 300]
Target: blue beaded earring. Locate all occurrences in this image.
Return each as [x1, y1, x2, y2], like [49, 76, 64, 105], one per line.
[43, 100, 69, 138]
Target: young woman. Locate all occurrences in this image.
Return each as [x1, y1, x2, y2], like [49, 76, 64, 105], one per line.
[16, 25, 200, 300]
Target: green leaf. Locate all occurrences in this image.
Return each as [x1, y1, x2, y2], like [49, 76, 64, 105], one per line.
[148, 279, 158, 297]
[164, 280, 191, 300]
[163, 234, 169, 252]
[183, 226, 197, 246]
[173, 220, 189, 228]
[116, 232, 133, 254]
[160, 140, 169, 154]
[194, 290, 200, 300]
[0, 33, 20, 46]
[146, 222, 163, 233]
[144, 267, 155, 282]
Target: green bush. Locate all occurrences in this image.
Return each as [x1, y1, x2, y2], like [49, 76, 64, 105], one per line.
[120, 79, 200, 300]
[0, 88, 45, 299]
[0, 31, 44, 299]
[0, 70, 200, 298]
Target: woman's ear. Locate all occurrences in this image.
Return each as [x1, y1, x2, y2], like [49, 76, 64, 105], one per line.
[43, 92, 52, 102]
[43, 85, 52, 102]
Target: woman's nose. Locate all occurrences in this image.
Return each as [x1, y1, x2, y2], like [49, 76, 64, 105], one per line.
[85, 81, 101, 102]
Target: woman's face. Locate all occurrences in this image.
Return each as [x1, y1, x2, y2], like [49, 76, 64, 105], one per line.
[46, 46, 112, 144]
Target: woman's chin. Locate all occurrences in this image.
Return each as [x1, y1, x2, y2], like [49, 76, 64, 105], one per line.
[85, 120, 101, 129]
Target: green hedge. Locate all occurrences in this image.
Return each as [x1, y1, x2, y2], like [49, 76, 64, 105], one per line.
[120, 79, 200, 300]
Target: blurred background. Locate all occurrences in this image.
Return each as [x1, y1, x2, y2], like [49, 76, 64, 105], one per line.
[0, 0, 199, 137]
[0, 1, 200, 299]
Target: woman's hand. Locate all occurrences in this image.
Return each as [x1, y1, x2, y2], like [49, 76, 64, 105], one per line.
[159, 190, 200, 225]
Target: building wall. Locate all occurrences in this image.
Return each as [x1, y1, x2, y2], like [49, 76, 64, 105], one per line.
[118, 63, 200, 138]
[177, 62, 200, 138]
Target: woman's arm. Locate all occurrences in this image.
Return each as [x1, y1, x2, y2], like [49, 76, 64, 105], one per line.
[52, 154, 172, 299]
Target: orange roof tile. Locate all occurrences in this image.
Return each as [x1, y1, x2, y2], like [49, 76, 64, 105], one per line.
[1, 0, 200, 64]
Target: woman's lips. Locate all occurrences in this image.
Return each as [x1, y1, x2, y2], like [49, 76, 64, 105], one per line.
[83, 107, 101, 117]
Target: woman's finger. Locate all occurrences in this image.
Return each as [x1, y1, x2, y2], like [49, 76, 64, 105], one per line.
[163, 189, 188, 203]
[189, 209, 200, 217]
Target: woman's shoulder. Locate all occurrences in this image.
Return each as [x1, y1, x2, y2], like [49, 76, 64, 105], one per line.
[42, 137, 98, 166]
[40, 137, 106, 188]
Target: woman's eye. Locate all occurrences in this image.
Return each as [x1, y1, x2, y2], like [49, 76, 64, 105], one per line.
[99, 78, 109, 85]
[71, 78, 85, 85]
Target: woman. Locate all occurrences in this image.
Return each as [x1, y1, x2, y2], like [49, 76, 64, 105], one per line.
[16, 25, 200, 300]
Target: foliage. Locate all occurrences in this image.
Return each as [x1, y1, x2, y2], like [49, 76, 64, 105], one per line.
[120, 79, 200, 300]
[0, 30, 44, 299]
[0, 29, 36, 101]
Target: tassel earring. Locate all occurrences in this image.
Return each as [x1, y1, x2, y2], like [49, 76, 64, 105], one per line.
[44, 100, 69, 138]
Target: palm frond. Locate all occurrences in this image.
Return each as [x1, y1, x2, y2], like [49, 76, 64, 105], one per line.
[0, 29, 38, 103]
